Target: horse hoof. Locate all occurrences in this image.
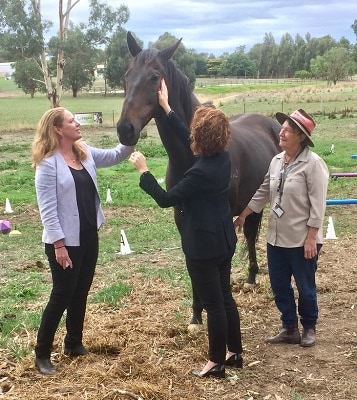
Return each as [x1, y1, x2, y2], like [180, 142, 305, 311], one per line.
[188, 323, 205, 333]
[243, 282, 256, 292]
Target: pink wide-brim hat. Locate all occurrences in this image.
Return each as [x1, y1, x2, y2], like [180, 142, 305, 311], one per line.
[276, 109, 316, 147]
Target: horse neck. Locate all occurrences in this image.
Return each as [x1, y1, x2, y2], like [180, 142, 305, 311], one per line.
[173, 92, 201, 127]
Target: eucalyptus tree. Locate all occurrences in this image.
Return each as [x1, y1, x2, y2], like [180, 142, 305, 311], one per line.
[151, 32, 197, 87]
[105, 28, 134, 89]
[0, 0, 129, 107]
[12, 59, 46, 97]
[0, 0, 57, 104]
[192, 53, 209, 76]
[276, 33, 296, 77]
[48, 26, 99, 97]
[259, 32, 278, 78]
[248, 43, 263, 78]
[311, 46, 354, 84]
[219, 50, 257, 77]
[294, 34, 307, 72]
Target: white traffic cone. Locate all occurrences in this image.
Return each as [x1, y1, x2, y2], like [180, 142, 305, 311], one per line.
[119, 229, 132, 255]
[4, 198, 13, 214]
[106, 188, 113, 203]
[325, 216, 337, 240]
[9, 229, 22, 236]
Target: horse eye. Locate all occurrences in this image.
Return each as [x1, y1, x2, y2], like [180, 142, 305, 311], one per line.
[151, 74, 160, 83]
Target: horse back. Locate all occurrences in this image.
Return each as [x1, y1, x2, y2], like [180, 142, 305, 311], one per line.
[228, 113, 281, 215]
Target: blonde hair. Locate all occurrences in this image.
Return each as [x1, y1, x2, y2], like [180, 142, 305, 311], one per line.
[190, 106, 230, 157]
[32, 107, 87, 168]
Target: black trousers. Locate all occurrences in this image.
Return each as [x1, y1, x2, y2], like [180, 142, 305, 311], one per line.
[186, 252, 243, 364]
[35, 229, 98, 359]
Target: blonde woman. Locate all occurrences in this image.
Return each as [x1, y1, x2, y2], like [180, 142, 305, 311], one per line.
[32, 107, 133, 375]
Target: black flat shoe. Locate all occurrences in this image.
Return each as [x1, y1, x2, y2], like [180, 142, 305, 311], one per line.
[64, 344, 89, 357]
[35, 357, 56, 375]
[192, 364, 225, 378]
[225, 353, 243, 368]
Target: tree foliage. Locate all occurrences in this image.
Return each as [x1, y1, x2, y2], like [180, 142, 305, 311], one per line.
[219, 50, 256, 77]
[152, 32, 196, 88]
[1, 3, 356, 100]
[48, 26, 99, 97]
[0, 0, 129, 106]
[106, 28, 133, 89]
[12, 59, 46, 97]
[311, 46, 354, 84]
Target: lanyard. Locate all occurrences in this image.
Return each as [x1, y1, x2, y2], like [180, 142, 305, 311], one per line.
[277, 161, 294, 204]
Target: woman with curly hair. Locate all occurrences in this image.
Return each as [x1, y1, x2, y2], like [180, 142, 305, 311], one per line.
[129, 79, 243, 379]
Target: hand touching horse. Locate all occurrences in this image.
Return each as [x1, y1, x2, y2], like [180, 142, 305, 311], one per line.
[117, 31, 281, 325]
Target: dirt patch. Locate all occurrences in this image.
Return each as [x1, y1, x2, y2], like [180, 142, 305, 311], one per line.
[1, 228, 356, 399]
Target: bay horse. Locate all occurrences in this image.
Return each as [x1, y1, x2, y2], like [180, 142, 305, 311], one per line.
[117, 31, 281, 325]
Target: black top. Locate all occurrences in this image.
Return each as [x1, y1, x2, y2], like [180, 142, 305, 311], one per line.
[69, 166, 97, 232]
[140, 151, 236, 260]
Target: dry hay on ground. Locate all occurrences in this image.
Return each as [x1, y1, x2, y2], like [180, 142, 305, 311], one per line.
[1, 235, 356, 400]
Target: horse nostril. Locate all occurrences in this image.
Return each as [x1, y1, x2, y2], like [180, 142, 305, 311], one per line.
[117, 122, 136, 145]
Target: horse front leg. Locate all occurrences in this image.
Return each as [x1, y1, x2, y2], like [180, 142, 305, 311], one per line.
[243, 212, 263, 288]
[190, 287, 203, 325]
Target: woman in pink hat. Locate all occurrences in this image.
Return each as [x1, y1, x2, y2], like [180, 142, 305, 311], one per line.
[236, 109, 329, 347]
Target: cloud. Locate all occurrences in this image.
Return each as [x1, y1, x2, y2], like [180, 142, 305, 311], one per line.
[42, 0, 357, 55]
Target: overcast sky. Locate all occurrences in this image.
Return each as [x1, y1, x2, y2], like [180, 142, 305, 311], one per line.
[43, 0, 357, 55]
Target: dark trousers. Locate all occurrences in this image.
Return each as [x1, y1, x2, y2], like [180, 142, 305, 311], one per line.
[35, 229, 98, 359]
[186, 252, 243, 364]
[267, 244, 321, 330]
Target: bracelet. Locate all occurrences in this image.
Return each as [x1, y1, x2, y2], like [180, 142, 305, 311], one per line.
[54, 245, 65, 249]
[167, 110, 174, 117]
[141, 171, 150, 177]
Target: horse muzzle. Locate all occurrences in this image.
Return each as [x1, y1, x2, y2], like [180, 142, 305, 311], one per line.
[116, 120, 140, 146]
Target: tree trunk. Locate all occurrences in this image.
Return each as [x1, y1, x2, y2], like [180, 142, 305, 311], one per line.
[33, 0, 57, 107]
[32, 0, 79, 108]
[56, 0, 79, 107]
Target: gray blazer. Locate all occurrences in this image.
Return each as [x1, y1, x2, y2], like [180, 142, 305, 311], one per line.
[35, 142, 133, 246]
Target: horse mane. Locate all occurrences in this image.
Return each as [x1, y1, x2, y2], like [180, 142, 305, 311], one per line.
[165, 60, 197, 126]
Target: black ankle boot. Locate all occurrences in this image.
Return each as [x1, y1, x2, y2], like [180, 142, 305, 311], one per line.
[265, 326, 301, 344]
[225, 353, 243, 368]
[35, 357, 56, 375]
[64, 344, 89, 357]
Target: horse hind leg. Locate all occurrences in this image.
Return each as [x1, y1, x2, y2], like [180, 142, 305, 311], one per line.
[243, 212, 263, 287]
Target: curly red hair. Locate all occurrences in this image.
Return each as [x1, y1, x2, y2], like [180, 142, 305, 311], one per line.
[190, 106, 230, 157]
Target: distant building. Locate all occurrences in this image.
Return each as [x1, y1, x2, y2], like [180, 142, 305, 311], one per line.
[94, 64, 105, 79]
[0, 62, 15, 78]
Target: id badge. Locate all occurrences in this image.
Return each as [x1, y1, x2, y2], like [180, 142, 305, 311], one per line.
[273, 203, 285, 218]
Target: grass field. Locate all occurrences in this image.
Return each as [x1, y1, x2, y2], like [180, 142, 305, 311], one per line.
[0, 79, 356, 399]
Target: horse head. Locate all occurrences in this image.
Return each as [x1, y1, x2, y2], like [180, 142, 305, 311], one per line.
[117, 31, 182, 146]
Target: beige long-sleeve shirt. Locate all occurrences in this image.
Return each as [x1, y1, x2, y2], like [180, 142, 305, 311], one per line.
[248, 147, 329, 247]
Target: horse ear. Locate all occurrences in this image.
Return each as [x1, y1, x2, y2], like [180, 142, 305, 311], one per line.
[127, 31, 142, 57]
[159, 38, 183, 60]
